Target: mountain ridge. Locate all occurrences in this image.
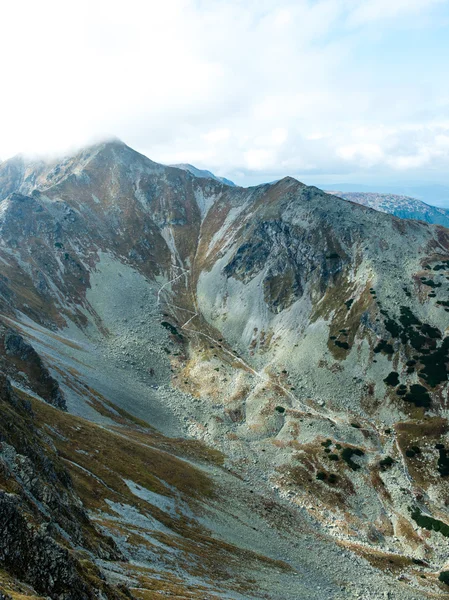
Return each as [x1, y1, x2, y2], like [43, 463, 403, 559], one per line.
[0, 140, 448, 599]
[170, 162, 236, 187]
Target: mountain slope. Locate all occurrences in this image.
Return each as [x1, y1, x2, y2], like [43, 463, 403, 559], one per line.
[0, 140, 448, 599]
[171, 162, 236, 186]
[328, 190, 449, 227]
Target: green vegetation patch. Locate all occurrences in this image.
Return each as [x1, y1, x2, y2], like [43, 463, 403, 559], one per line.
[437, 444, 449, 477]
[411, 508, 449, 537]
[381, 310, 401, 338]
[420, 324, 442, 339]
[316, 471, 338, 484]
[421, 279, 442, 288]
[383, 371, 399, 386]
[161, 321, 181, 337]
[379, 456, 394, 469]
[419, 337, 449, 387]
[341, 447, 364, 470]
[334, 340, 350, 350]
[403, 384, 431, 409]
[439, 571, 449, 585]
[399, 306, 421, 329]
[374, 340, 394, 355]
[344, 299, 354, 311]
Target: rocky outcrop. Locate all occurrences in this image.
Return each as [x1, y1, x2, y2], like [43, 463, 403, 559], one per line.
[0, 492, 94, 600]
[0, 374, 128, 599]
[0, 325, 66, 409]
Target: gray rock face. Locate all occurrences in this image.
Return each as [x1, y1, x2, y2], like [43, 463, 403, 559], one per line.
[0, 492, 91, 600]
[0, 374, 126, 599]
[171, 162, 236, 186]
[1, 327, 66, 410]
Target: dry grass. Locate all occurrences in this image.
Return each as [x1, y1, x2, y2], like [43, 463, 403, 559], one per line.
[0, 569, 45, 600]
[395, 515, 426, 551]
[396, 418, 449, 491]
[22, 394, 291, 597]
[31, 398, 215, 510]
[337, 540, 414, 574]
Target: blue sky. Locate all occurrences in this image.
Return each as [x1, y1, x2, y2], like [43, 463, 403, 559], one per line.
[1, 0, 449, 205]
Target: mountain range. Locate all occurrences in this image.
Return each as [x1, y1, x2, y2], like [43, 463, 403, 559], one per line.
[328, 191, 449, 228]
[0, 139, 448, 600]
[319, 182, 449, 209]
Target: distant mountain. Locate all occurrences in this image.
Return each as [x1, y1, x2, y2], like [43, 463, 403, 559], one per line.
[171, 162, 235, 186]
[328, 190, 449, 228]
[320, 182, 449, 208]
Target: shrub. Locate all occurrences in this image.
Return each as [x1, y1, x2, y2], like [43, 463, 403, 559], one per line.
[404, 384, 431, 409]
[379, 456, 394, 469]
[374, 340, 394, 354]
[439, 572, 449, 585]
[411, 508, 449, 538]
[275, 406, 285, 414]
[383, 371, 399, 386]
[161, 321, 180, 336]
[437, 445, 449, 477]
[341, 447, 364, 470]
[335, 340, 350, 350]
[344, 299, 354, 310]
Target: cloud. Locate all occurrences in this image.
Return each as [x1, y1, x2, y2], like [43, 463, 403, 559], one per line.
[347, 0, 445, 26]
[337, 143, 384, 167]
[0, 0, 448, 188]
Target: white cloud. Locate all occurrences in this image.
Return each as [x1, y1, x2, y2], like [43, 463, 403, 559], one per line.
[337, 143, 384, 166]
[202, 129, 231, 143]
[0, 0, 447, 186]
[347, 0, 445, 26]
[244, 149, 275, 170]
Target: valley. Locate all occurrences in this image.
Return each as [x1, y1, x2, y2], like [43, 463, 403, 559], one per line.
[0, 139, 448, 599]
